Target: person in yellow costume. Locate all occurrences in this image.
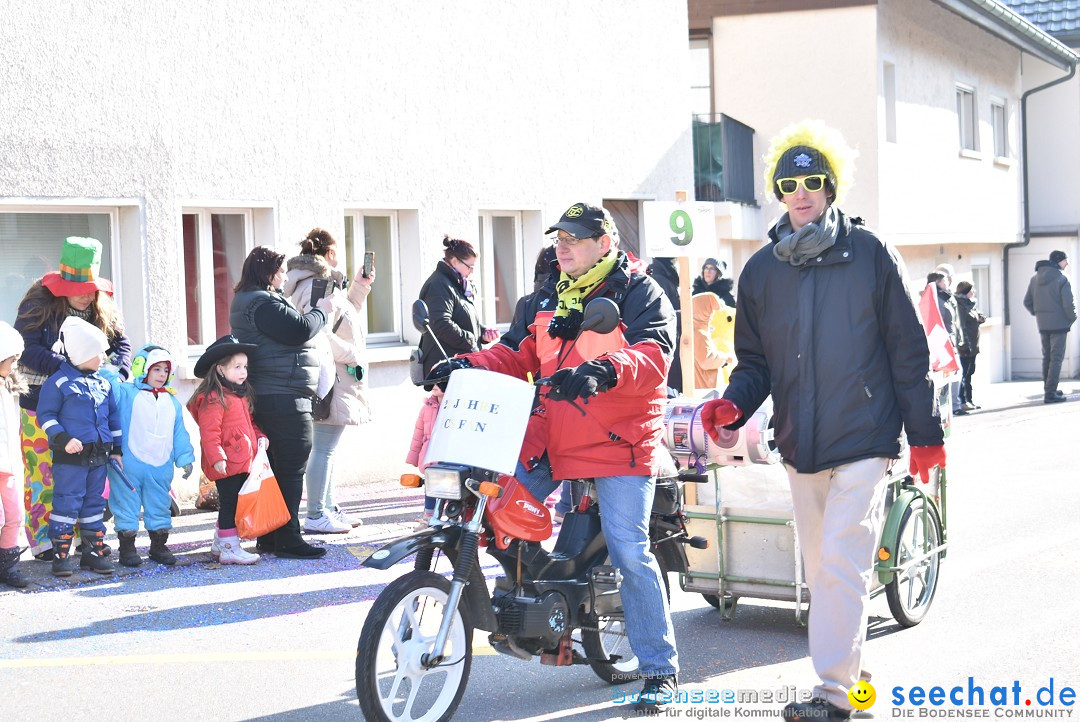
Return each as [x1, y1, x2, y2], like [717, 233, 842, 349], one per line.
[691, 293, 736, 390]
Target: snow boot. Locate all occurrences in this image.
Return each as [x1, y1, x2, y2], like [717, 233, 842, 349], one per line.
[79, 530, 115, 574]
[51, 533, 77, 577]
[218, 531, 259, 565]
[116, 530, 142, 567]
[0, 546, 28, 588]
[147, 530, 176, 566]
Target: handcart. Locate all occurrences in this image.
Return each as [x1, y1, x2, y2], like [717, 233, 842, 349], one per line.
[663, 392, 949, 628]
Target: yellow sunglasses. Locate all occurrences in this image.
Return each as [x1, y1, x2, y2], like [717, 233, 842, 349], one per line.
[776, 174, 827, 195]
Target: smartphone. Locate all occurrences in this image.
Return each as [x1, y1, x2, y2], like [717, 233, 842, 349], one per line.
[363, 251, 375, 278]
[309, 277, 330, 306]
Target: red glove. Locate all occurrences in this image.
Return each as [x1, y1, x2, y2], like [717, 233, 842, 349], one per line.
[700, 399, 743, 443]
[909, 444, 946, 483]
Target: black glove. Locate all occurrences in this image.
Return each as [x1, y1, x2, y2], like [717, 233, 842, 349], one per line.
[547, 360, 616, 402]
[426, 357, 473, 390]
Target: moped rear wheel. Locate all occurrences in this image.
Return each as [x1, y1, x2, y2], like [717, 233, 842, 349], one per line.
[356, 570, 472, 722]
[885, 497, 943, 628]
[582, 614, 641, 684]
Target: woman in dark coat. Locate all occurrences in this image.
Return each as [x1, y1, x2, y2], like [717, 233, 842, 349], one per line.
[954, 280, 986, 411]
[417, 236, 498, 377]
[229, 246, 333, 559]
[691, 257, 736, 307]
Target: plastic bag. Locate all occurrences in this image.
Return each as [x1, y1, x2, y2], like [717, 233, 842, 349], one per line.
[235, 447, 289, 539]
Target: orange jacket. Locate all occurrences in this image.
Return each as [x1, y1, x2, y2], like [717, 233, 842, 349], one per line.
[187, 390, 265, 481]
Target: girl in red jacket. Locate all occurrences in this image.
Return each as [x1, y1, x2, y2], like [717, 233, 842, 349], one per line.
[187, 336, 265, 565]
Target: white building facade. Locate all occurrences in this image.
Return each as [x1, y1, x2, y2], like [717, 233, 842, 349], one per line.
[0, 1, 695, 491]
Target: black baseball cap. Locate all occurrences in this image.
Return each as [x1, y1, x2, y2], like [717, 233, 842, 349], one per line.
[546, 202, 618, 240]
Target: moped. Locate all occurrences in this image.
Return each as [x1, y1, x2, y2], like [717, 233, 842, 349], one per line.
[355, 298, 707, 722]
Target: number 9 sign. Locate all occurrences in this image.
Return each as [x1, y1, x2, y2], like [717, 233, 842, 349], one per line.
[643, 201, 716, 257]
[669, 209, 694, 246]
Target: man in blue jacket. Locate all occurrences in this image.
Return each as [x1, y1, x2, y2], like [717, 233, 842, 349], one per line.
[700, 121, 945, 721]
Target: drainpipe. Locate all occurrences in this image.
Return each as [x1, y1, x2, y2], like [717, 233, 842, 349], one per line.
[1004, 60, 1076, 327]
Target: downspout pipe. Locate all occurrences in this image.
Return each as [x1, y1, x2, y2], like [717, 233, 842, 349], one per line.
[1004, 60, 1076, 327]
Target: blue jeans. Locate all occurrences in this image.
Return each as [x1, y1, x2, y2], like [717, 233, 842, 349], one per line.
[514, 457, 679, 678]
[306, 422, 345, 518]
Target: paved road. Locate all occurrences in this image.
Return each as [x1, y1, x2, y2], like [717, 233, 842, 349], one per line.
[2, 382, 1078, 721]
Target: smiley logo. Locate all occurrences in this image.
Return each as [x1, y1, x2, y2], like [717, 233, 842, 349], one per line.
[565, 204, 584, 218]
[848, 681, 876, 710]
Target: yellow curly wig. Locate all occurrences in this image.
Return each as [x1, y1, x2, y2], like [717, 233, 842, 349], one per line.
[762, 119, 858, 206]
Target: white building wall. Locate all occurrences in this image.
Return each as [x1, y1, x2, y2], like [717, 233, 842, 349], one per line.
[710, 5, 880, 229]
[877, 0, 1023, 249]
[1011, 47, 1079, 382]
[1022, 52, 1080, 229]
[0, 1, 694, 492]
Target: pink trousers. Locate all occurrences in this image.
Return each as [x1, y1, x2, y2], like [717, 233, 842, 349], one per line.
[0, 471, 24, 548]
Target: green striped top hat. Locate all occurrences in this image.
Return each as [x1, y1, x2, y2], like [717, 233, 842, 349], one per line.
[41, 237, 113, 297]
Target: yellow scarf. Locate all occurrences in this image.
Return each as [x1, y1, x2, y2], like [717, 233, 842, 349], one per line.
[549, 251, 618, 338]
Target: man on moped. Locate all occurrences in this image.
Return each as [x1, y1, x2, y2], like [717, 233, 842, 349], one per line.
[698, 121, 945, 721]
[433, 201, 680, 714]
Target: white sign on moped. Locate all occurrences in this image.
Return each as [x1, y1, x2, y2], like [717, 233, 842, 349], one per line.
[424, 368, 535, 475]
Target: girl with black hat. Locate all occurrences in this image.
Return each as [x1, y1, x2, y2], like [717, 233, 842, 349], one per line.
[187, 336, 264, 565]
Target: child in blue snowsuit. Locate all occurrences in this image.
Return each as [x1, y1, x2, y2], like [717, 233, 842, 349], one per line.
[37, 316, 122, 577]
[107, 345, 195, 567]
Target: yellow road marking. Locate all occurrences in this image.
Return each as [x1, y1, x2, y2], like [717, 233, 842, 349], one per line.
[0, 650, 355, 669]
[2, 632, 497, 668]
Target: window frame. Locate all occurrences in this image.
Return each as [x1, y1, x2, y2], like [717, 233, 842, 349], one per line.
[955, 84, 979, 153]
[344, 208, 402, 344]
[990, 97, 1008, 160]
[477, 210, 525, 330]
[0, 203, 123, 299]
[180, 206, 255, 354]
[688, 36, 713, 121]
[883, 61, 897, 143]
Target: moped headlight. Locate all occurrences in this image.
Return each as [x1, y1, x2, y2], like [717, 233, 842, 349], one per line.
[425, 464, 468, 500]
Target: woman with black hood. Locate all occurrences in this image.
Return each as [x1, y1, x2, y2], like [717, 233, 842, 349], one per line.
[692, 257, 736, 307]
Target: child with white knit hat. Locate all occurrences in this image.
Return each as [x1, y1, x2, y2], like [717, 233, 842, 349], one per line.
[36, 316, 123, 577]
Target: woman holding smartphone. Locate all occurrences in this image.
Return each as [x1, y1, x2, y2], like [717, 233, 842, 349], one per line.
[285, 228, 373, 533]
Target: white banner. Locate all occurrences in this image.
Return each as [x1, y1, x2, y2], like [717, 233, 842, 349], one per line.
[642, 201, 717, 258]
[424, 368, 535, 475]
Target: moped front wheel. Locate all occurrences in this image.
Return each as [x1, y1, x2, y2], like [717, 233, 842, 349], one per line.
[356, 570, 472, 722]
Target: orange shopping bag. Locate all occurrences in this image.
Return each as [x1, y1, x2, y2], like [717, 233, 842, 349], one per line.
[235, 447, 290, 539]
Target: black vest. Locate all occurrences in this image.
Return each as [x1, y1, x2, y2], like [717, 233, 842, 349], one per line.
[229, 289, 320, 403]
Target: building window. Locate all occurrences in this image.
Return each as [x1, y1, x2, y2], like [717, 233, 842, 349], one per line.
[344, 210, 400, 343]
[956, 85, 979, 152]
[883, 62, 897, 143]
[182, 209, 252, 348]
[477, 211, 524, 326]
[971, 264, 991, 316]
[689, 37, 713, 120]
[990, 100, 1008, 159]
[0, 209, 116, 326]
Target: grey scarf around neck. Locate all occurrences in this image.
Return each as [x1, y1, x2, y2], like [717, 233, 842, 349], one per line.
[772, 205, 840, 267]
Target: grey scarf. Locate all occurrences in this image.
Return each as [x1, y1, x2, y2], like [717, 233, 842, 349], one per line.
[772, 205, 840, 267]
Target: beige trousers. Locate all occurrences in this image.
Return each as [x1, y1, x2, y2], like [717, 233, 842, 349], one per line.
[785, 457, 890, 711]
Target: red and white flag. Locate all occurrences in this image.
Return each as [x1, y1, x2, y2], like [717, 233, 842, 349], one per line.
[919, 283, 959, 374]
